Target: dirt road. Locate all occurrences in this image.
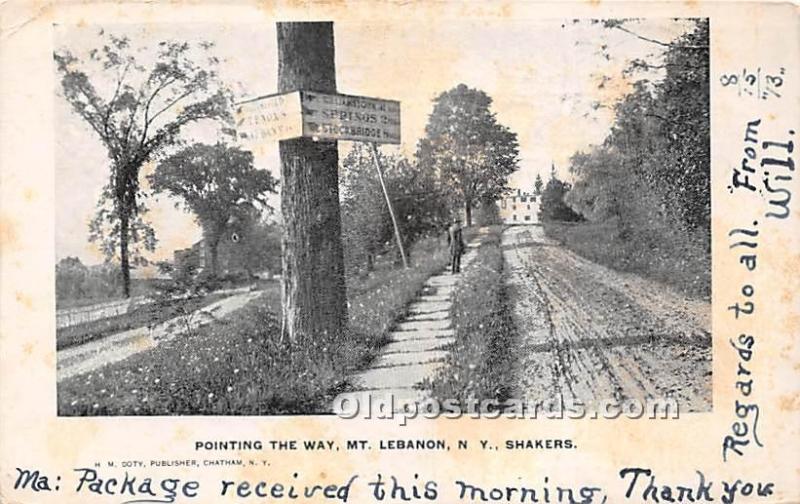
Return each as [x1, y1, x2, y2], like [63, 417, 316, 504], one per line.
[503, 226, 711, 413]
[57, 290, 263, 382]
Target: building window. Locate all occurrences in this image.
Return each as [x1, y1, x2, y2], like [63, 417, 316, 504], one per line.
[527, 204, 531, 210]
[524, 215, 531, 221]
[512, 197, 516, 203]
[501, 199, 506, 209]
[512, 204, 516, 210]
[520, 196, 527, 202]
[513, 214, 517, 221]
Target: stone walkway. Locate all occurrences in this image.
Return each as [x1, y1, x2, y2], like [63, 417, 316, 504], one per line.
[334, 228, 488, 413]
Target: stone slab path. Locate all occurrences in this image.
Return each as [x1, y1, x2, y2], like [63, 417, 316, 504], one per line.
[334, 228, 489, 413]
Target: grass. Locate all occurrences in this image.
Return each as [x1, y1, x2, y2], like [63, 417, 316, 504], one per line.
[425, 225, 517, 406]
[56, 292, 230, 350]
[57, 236, 450, 416]
[347, 236, 451, 363]
[543, 219, 710, 299]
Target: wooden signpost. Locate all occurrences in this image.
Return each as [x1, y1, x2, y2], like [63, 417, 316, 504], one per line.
[237, 22, 406, 342]
[235, 91, 400, 144]
[235, 92, 303, 143]
[301, 91, 401, 144]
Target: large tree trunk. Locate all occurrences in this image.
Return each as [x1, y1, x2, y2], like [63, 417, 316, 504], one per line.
[201, 221, 223, 278]
[277, 22, 348, 343]
[211, 245, 219, 278]
[200, 219, 227, 278]
[117, 167, 136, 298]
[205, 237, 220, 278]
[465, 200, 473, 227]
[119, 211, 131, 298]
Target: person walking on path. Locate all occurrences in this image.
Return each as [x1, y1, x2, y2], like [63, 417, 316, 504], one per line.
[447, 218, 465, 274]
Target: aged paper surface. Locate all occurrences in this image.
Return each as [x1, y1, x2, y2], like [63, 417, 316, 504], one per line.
[1, 1, 798, 503]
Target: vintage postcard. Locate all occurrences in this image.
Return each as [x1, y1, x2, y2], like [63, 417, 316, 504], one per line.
[0, 0, 798, 503]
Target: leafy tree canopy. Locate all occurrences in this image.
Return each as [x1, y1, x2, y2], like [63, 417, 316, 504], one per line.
[416, 84, 519, 225]
[149, 142, 278, 277]
[564, 19, 709, 243]
[340, 143, 449, 273]
[55, 30, 233, 295]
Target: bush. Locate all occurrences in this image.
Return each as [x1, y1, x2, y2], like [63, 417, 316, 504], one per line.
[544, 219, 710, 298]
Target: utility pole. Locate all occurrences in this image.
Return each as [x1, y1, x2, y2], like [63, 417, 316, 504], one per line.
[277, 22, 348, 342]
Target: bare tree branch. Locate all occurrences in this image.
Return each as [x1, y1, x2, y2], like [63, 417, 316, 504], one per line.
[613, 24, 708, 50]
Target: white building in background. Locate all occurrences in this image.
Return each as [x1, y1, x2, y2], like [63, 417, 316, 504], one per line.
[498, 189, 540, 225]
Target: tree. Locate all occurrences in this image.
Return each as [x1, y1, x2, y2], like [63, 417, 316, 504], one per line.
[149, 142, 277, 278]
[340, 144, 392, 272]
[534, 173, 544, 196]
[539, 176, 582, 223]
[565, 19, 710, 237]
[473, 195, 502, 226]
[54, 31, 231, 297]
[340, 144, 449, 273]
[56, 257, 89, 300]
[416, 84, 519, 226]
[56, 257, 125, 303]
[647, 20, 710, 231]
[564, 147, 630, 222]
[594, 19, 710, 231]
[227, 216, 282, 278]
[387, 156, 451, 245]
[277, 22, 348, 344]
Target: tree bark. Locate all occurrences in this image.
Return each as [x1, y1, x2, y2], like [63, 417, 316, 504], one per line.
[211, 245, 219, 278]
[465, 200, 473, 227]
[119, 211, 131, 298]
[277, 22, 348, 343]
[207, 237, 220, 278]
[200, 222, 222, 279]
[116, 166, 135, 298]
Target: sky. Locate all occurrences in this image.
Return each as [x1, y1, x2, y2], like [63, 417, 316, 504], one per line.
[55, 18, 693, 265]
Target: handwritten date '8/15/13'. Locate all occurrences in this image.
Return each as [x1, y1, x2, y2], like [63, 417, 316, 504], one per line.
[720, 68, 785, 99]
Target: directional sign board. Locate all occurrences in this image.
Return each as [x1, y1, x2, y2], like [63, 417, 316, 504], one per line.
[300, 91, 401, 144]
[235, 91, 303, 144]
[235, 91, 401, 145]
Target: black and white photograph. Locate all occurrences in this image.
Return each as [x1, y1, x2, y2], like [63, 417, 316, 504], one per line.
[54, 17, 711, 416]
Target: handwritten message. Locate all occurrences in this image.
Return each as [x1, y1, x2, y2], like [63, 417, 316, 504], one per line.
[723, 88, 795, 462]
[12, 466, 776, 504]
